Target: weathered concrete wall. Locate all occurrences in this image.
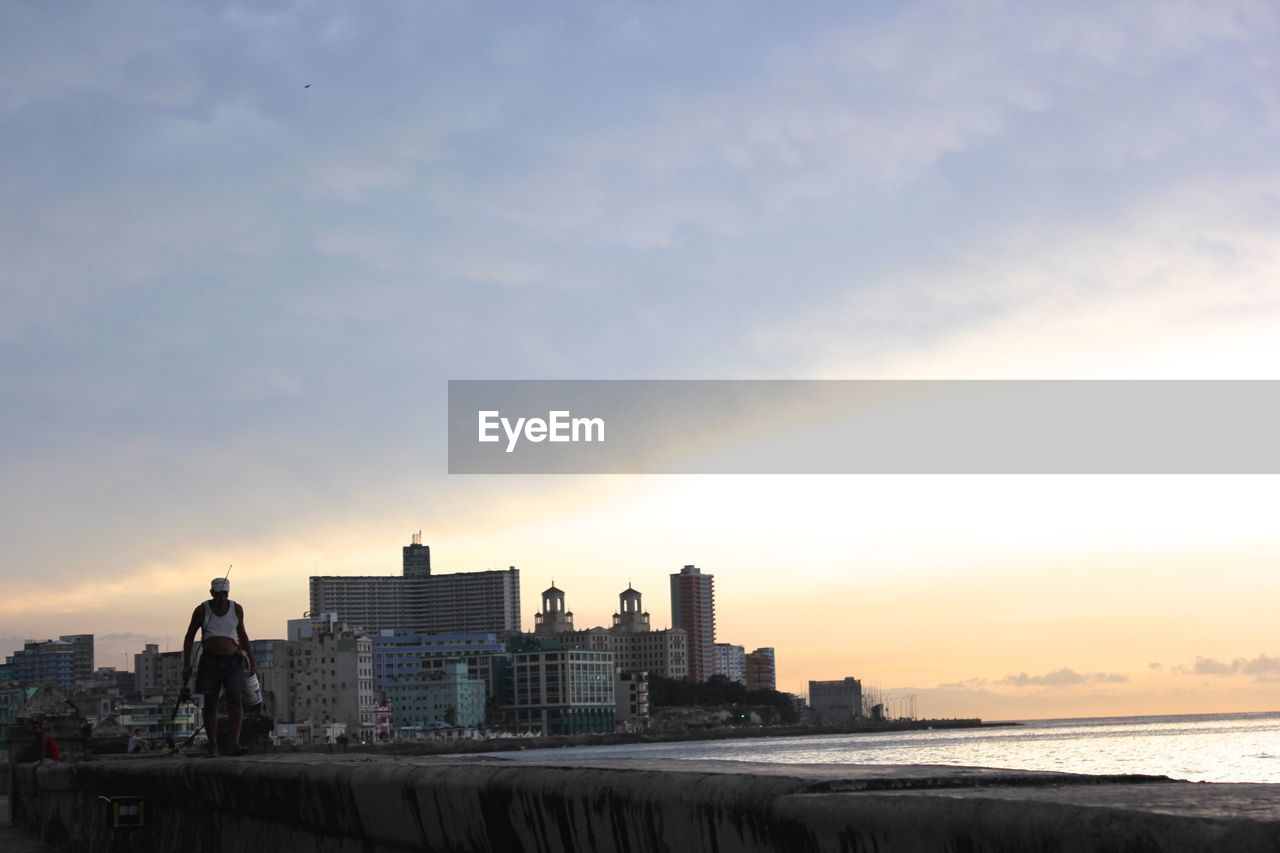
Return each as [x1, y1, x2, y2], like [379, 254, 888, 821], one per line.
[10, 754, 1280, 852]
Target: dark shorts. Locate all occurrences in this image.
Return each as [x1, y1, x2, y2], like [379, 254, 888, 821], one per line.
[195, 651, 246, 698]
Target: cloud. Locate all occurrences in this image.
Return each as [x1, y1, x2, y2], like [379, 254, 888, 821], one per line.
[1193, 657, 1237, 675]
[1148, 662, 1162, 670]
[1186, 654, 1280, 680]
[1091, 672, 1131, 684]
[935, 678, 989, 690]
[1238, 654, 1280, 678]
[999, 668, 1128, 687]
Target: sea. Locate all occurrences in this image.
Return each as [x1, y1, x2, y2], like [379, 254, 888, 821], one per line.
[495, 711, 1280, 783]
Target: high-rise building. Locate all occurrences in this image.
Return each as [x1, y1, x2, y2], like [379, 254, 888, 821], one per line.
[745, 647, 776, 691]
[670, 564, 715, 682]
[308, 540, 521, 635]
[809, 677, 863, 724]
[713, 643, 746, 684]
[10, 639, 77, 690]
[58, 634, 94, 684]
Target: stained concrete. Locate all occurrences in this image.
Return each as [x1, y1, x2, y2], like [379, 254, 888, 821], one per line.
[1, 795, 59, 853]
[9, 753, 1280, 852]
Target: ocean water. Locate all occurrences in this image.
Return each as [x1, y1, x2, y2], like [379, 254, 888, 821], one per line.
[496, 711, 1280, 783]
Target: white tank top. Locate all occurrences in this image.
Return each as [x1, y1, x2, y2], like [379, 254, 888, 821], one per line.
[202, 600, 239, 641]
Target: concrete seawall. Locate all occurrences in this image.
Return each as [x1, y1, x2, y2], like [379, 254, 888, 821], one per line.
[10, 754, 1280, 852]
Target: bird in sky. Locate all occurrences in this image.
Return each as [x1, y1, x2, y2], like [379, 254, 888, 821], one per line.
[304, 83, 311, 88]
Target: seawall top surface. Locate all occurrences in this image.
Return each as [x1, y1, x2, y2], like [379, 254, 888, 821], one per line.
[45, 752, 1280, 822]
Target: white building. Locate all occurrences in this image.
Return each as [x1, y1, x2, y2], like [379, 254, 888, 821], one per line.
[713, 643, 746, 684]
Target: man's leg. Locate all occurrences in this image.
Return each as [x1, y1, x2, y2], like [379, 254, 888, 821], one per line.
[205, 692, 221, 754]
[227, 690, 244, 749]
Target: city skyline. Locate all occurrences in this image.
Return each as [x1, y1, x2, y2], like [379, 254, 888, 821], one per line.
[3, 3, 1279, 720]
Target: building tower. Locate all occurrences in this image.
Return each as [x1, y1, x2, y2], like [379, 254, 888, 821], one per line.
[669, 564, 715, 682]
[402, 531, 431, 577]
[611, 584, 651, 633]
[58, 634, 95, 685]
[533, 584, 575, 635]
[745, 647, 776, 691]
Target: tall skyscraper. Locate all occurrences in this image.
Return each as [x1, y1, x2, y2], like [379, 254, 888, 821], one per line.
[670, 564, 715, 682]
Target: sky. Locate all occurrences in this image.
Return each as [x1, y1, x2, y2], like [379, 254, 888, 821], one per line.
[2, 1, 1278, 720]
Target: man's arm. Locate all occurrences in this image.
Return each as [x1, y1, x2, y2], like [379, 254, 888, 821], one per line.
[181, 604, 202, 682]
[235, 603, 256, 674]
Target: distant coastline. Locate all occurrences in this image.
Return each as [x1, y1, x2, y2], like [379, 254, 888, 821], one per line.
[278, 717, 996, 758]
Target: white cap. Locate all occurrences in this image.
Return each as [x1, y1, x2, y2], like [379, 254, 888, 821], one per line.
[211, 578, 231, 593]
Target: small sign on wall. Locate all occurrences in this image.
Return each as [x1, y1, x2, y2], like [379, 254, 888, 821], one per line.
[101, 796, 146, 827]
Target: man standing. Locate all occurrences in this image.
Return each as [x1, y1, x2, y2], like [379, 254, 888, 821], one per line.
[182, 577, 256, 756]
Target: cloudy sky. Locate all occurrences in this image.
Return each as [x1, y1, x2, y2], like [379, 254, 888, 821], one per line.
[3, 1, 1278, 718]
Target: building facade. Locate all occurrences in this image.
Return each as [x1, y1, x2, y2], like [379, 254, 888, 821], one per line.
[309, 542, 521, 635]
[386, 659, 486, 732]
[118, 701, 201, 742]
[372, 630, 506, 693]
[275, 624, 376, 741]
[8, 640, 77, 690]
[58, 634, 95, 685]
[537, 586, 688, 681]
[510, 648, 615, 735]
[403, 532, 432, 577]
[670, 564, 715, 682]
[134, 644, 186, 701]
[614, 670, 650, 731]
[713, 643, 747, 684]
[745, 647, 776, 691]
[533, 584, 574, 635]
[809, 677, 863, 724]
